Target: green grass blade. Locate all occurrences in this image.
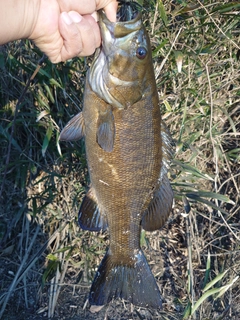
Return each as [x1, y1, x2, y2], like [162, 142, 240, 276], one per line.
[202, 250, 211, 289]
[191, 287, 224, 315]
[203, 270, 228, 292]
[214, 276, 239, 299]
[158, 0, 168, 26]
[42, 125, 53, 157]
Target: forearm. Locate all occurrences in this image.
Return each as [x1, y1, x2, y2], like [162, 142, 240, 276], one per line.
[0, 0, 39, 45]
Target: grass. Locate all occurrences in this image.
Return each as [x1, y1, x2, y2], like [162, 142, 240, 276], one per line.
[0, 0, 240, 319]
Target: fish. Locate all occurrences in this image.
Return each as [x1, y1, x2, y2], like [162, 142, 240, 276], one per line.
[60, 0, 174, 309]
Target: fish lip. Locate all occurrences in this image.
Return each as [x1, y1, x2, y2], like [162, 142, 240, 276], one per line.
[99, 9, 141, 25]
[98, 9, 142, 39]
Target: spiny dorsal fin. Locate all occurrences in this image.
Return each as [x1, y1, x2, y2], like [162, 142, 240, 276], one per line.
[96, 108, 115, 152]
[59, 112, 85, 141]
[78, 188, 108, 232]
[161, 121, 175, 167]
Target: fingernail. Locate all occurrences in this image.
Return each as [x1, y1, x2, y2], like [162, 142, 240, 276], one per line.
[68, 11, 82, 24]
[91, 12, 99, 22]
[62, 12, 73, 25]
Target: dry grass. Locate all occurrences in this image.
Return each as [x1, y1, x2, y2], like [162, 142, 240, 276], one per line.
[0, 1, 240, 319]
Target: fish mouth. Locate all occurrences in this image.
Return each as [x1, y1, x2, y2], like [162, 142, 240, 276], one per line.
[116, 1, 142, 22]
[99, 1, 142, 40]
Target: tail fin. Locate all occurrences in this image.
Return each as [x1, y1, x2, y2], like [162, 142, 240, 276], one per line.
[89, 249, 162, 309]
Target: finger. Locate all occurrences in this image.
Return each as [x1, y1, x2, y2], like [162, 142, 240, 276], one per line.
[59, 11, 100, 61]
[59, 0, 96, 14]
[59, 11, 84, 61]
[75, 14, 101, 56]
[59, 0, 118, 21]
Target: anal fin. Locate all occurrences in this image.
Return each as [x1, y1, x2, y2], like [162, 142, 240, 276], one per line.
[141, 172, 173, 231]
[78, 188, 108, 232]
[59, 112, 85, 141]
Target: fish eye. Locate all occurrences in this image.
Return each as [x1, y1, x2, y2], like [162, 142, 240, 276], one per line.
[136, 47, 147, 59]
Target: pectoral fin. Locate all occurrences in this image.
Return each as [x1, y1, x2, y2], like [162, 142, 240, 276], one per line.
[78, 188, 108, 232]
[59, 112, 85, 141]
[141, 173, 173, 231]
[96, 109, 115, 152]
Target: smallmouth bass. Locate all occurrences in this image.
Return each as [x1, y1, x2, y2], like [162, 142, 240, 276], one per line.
[60, 1, 173, 309]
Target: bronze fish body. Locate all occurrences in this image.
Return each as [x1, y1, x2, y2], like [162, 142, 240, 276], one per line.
[60, 1, 173, 309]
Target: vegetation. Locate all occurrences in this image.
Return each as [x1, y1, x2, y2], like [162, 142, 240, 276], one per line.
[0, 0, 239, 319]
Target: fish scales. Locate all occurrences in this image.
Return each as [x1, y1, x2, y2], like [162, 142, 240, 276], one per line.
[86, 90, 161, 257]
[60, 1, 173, 309]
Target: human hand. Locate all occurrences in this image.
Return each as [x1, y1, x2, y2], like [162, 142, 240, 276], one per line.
[29, 0, 118, 63]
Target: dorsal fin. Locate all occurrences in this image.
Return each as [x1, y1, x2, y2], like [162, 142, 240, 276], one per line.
[161, 121, 174, 168]
[141, 173, 173, 231]
[142, 121, 174, 231]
